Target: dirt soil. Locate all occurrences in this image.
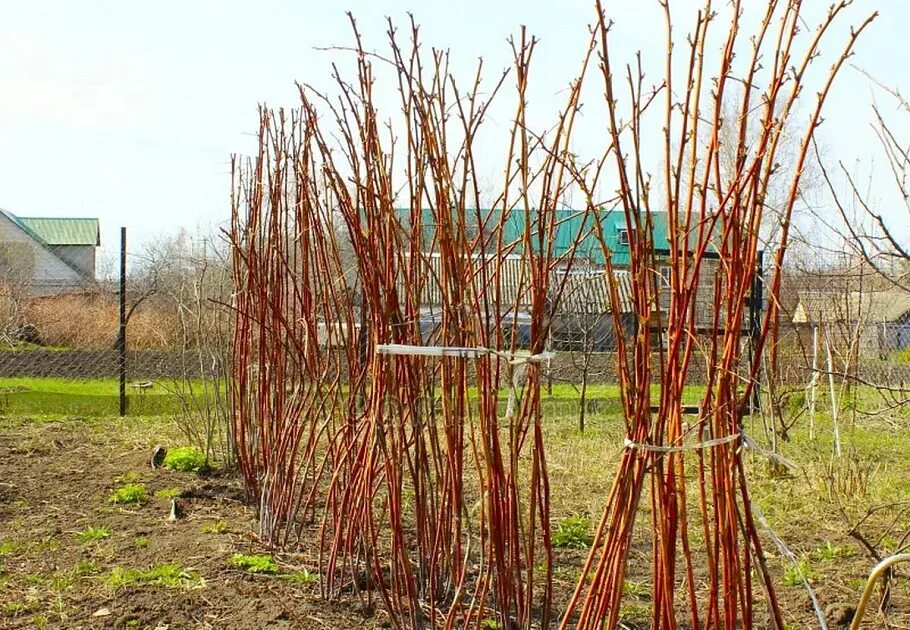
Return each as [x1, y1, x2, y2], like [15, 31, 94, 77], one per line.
[0, 418, 385, 629]
[2, 415, 909, 629]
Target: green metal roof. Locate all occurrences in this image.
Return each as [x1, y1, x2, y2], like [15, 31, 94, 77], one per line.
[17, 217, 100, 246]
[401, 207, 672, 266]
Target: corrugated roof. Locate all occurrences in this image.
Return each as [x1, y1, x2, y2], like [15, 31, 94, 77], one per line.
[850, 290, 910, 323]
[792, 289, 910, 324]
[17, 217, 100, 246]
[0, 208, 94, 281]
[555, 268, 635, 314]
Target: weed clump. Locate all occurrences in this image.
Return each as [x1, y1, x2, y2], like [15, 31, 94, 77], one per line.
[229, 553, 278, 574]
[815, 541, 852, 562]
[2, 602, 27, 616]
[783, 558, 814, 587]
[117, 471, 142, 484]
[109, 483, 148, 505]
[285, 568, 318, 585]
[163, 447, 208, 473]
[153, 488, 182, 500]
[74, 561, 99, 576]
[552, 515, 593, 549]
[202, 521, 229, 535]
[74, 526, 112, 543]
[104, 563, 202, 590]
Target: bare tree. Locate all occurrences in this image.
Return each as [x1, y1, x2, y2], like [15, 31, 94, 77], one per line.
[552, 263, 614, 432]
[822, 77, 910, 290]
[125, 228, 235, 463]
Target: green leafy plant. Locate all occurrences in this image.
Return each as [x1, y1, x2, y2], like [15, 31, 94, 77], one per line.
[103, 563, 202, 590]
[153, 488, 182, 500]
[74, 526, 112, 543]
[201, 521, 229, 535]
[229, 553, 278, 574]
[135, 536, 150, 549]
[783, 558, 813, 587]
[623, 580, 649, 598]
[285, 568, 318, 585]
[49, 572, 74, 591]
[109, 483, 148, 505]
[552, 515, 593, 549]
[116, 471, 142, 484]
[2, 602, 27, 616]
[163, 446, 208, 473]
[815, 541, 851, 562]
[481, 620, 501, 630]
[74, 561, 99, 576]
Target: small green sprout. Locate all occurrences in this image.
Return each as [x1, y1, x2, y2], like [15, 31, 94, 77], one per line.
[285, 568, 318, 585]
[163, 447, 208, 473]
[201, 521, 229, 535]
[74, 526, 112, 543]
[552, 515, 594, 549]
[229, 553, 278, 574]
[109, 483, 148, 505]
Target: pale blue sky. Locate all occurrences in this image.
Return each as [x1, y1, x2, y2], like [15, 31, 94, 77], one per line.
[1, 1, 906, 265]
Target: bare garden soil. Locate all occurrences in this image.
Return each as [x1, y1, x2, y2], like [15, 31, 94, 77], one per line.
[0, 417, 383, 630]
[2, 413, 910, 629]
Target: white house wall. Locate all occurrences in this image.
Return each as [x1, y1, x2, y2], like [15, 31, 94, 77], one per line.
[49, 245, 96, 279]
[0, 212, 89, 295]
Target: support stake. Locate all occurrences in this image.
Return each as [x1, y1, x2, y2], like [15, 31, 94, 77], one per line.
[118, 227, 127, 417]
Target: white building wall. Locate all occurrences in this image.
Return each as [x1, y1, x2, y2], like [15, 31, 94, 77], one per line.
[0, 212, 89, 295]
[49, 245, 96, 279]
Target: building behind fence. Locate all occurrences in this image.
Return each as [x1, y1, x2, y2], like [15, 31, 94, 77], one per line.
[1, 213, 909, 415]
[0, 219, 233, 418]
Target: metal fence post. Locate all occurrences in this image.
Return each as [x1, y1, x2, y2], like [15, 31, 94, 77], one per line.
[750, 249, 764, 414]
[119, 227, 127, 416]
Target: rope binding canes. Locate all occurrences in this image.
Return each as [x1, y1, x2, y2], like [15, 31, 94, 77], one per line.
[376, 343, 554, 365]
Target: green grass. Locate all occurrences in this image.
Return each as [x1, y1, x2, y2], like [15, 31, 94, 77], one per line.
[552, 515, 594, 549]
[0, 342, 69, 353]
[201, 521, 229, 535]
[0, 377, 697, 418]
[782, 558, 814, 587]
[284, 568, 318, 585]
[815, 541, 853, 562]
[109, 483, 148, 505]
[163, 446, 208, 473]
[73, 526, 112, 543]
[103, 563, 203, 590]
[153, 488, 182, 500]
[0, 377, 212, 417]
[229, 553, 279, 574]
[2, 602, 28, 616]
[74, 561, 100, 576]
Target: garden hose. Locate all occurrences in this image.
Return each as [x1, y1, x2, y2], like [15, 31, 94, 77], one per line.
[850, 553, 910, 630]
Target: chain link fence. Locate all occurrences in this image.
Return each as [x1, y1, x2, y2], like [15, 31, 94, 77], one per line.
[775, 287, 910, 387]
[2, 221, 906, 438]
[0, 228, 234, 459]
